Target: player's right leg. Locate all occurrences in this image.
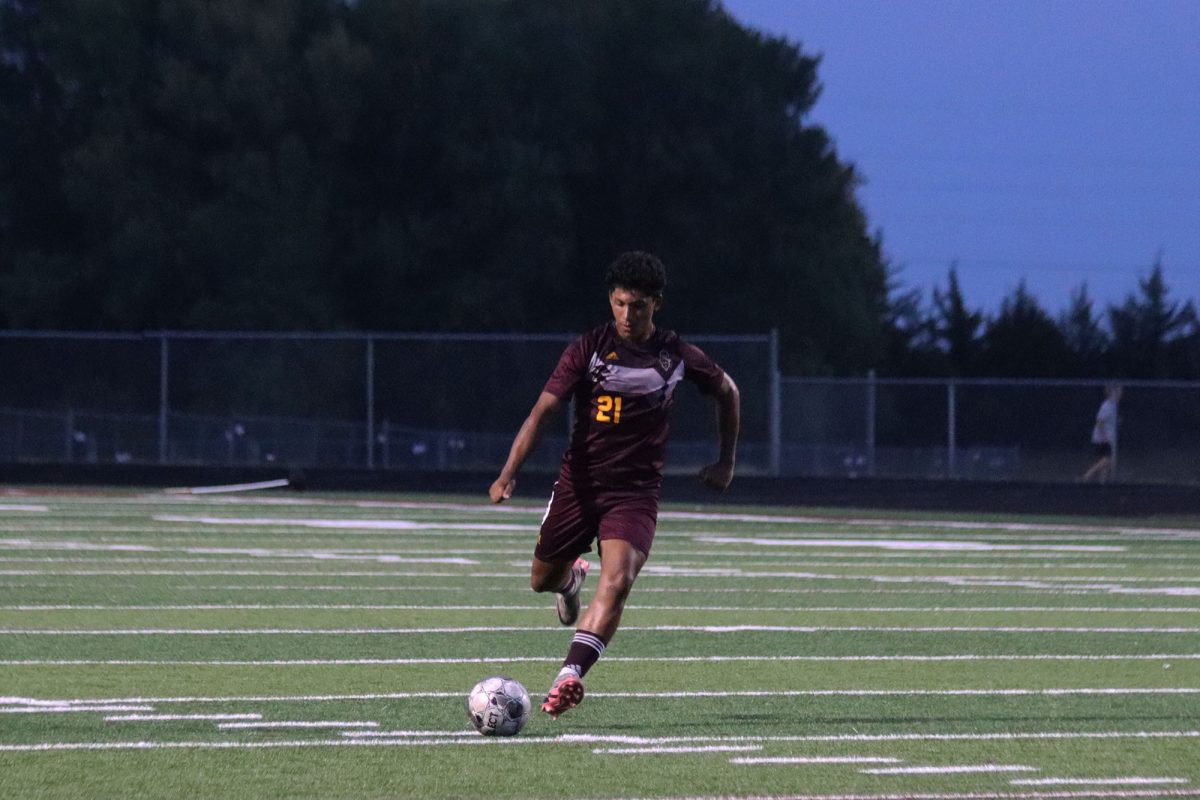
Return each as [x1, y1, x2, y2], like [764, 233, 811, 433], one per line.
[555, 558, 589, 625]
[530, 481, 594, 624]
[529, 556, 589, 625]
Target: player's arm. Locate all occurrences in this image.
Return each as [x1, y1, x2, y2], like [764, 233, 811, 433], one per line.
[698, 373, 740, 491]
[489, 391, 565, 503]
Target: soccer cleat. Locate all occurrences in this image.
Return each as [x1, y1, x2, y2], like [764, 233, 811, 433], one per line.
[541, 671, 585, 719]
[555, 558, 590, 626]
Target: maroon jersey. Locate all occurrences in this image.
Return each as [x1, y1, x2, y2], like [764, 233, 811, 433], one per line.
[542, 322, 725, 492]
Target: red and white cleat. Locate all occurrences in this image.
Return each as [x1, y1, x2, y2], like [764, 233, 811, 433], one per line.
[541, 671, 585, 719]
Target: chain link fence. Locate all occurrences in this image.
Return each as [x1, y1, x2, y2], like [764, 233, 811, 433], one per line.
[0, 330, 774, 476]
[780, 375, 1200, 485]
[1, 331, 1197, 485]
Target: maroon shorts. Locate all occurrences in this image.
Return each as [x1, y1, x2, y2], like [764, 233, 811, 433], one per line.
[534, 480, 659, 563]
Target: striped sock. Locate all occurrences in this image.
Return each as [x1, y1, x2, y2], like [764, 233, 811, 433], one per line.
[561, 629, 607, 678]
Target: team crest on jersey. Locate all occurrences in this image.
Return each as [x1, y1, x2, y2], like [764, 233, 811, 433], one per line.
[658, 350, 672, 372]
[605, 351, 619, 361]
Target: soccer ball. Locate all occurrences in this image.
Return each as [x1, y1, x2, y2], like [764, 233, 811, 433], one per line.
[466, 675, 531, 737]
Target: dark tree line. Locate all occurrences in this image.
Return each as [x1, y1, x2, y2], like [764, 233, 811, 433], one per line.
[2, 0, 1197, 378]
[888, 260, 1199, 379]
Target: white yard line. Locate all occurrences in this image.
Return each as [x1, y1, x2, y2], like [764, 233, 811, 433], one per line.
[5, 624, 1199, 635]
[8, 689, 1200, 707]
[641, 567, 1200, 584]
[6, 538, 1197, 562]
[4, 603, 1199, 613]
[659, 509, 1200, 538]
[0, 539, 481, 564]
[599, 689, 1200, 697]
[555, 730, 1200, 744]
[862, 764, 1038, 775]
[105, 714, 262, 722]
[4, 653, 1198, 666]
[193, 496, 1200, 538]
[0, 570, 492, 577]
[3, 557, 1166, 570]
[643, 561, 1144, 570]
[0, 603, 549, 611]
[0, 555, 489, 565]
[1012, 778, 1190, 786]
[6, 523, 1177, 545]
[18, 508, 1200, 542]
[339, 730, 478, 738]
[6, 692, 462, 704]
[8, 538, 1176, 561]
[153, 515, 537, 532]
[6, 730, 1200, 756]
[217, 721, 379, 729]
[142, 495, 1200, 538]
[593, 745, 763, 755]
[731, 756, 902, 764]
[0, 558, 347, 565]
[0, 696, 147, 707]
[0, 738, 488, 752]
[174, 584, 1133, 596]
[11, 568, 1200, 594]
[695, 536, 1126, 553]
[0, 705, 154, 714]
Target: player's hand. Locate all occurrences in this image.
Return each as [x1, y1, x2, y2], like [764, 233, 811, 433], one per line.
[489, 476, 515, 504]
[698, 461, 734, 492]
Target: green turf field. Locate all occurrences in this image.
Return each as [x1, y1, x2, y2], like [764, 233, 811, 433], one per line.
[2, 488, 1200, 799]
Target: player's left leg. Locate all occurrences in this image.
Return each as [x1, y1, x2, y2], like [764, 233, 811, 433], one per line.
[577, 538, 647, 641]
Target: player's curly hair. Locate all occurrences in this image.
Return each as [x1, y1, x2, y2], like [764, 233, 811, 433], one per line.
[604, 251, 667, 298]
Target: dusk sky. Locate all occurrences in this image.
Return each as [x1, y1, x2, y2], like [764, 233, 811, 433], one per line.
[720, 0, 1200, 315]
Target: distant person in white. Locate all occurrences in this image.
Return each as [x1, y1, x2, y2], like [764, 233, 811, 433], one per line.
[1081, 385, 1122, 482]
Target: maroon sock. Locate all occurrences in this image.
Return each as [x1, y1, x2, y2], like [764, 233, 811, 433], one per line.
[561, 629, 608, 678]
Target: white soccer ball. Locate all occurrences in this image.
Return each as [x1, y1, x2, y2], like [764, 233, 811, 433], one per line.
[466, 675, 531, 737]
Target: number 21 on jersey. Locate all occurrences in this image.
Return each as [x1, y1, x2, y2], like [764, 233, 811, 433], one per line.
[595, 394, 622, 424]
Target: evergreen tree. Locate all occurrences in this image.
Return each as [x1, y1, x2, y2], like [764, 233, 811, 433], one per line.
[1107, 259, 1197, 378]
[981, 280, 1070, 377]
[879, 274, 939, 375]
[930, 264, 982, 375]
[1058, 282, 1108, 376]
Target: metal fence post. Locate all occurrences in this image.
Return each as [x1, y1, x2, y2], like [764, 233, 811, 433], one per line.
[366, 334, 376, 470]
[64, 407, 74, 461]
[158, 334, 169, 464]
[866, 369, 877, 477]
[1111, 402, 1119, 481]
[947, 380, 957, 478]
[768, 328, 781, 476]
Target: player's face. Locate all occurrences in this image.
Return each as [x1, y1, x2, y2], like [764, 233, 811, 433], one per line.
[609, 286, 661, 343]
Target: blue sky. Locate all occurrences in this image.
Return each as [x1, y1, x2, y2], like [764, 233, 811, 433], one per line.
[720, 0, 1200, 315]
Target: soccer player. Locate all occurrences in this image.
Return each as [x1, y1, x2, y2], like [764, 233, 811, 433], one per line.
[489, 251, 740, 718]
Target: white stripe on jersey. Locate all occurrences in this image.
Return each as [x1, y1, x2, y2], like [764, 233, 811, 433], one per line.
[588, 353, 684, 399]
